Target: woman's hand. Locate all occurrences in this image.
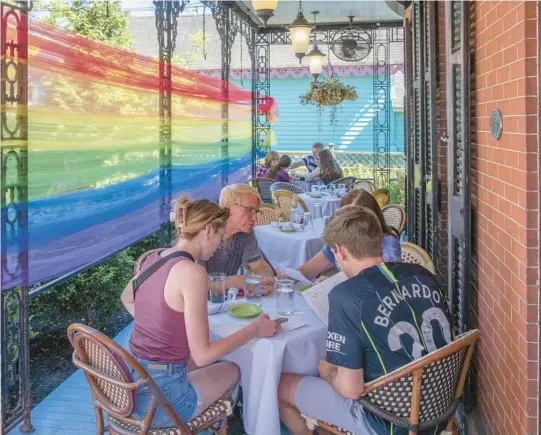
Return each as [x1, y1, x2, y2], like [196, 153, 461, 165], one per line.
[261, 276, 276, 295]
[253, 314, 281, 338]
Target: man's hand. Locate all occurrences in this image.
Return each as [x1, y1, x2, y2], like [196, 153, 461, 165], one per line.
[261, 276, 276, 295]
[318, 360, 337, 382]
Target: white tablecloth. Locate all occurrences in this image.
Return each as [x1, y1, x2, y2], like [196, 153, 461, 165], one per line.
[299, 193, 341, 218]
[292, 180, 311, 192]
[254, 222, 325, 269]
[209, 293, 326, 435]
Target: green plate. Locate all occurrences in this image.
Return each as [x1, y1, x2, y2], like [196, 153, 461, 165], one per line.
[227, 304, 262, 318]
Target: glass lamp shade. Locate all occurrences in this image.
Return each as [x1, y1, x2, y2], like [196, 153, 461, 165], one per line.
[306, 45, 325, 76]
[252, 0, 278, 25]
[289, 11, 311, 61]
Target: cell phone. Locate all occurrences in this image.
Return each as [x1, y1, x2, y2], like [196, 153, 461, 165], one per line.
[276, 317, 289, 324]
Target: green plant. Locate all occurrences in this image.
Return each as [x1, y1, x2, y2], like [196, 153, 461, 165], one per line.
[299, 77, 357, 132]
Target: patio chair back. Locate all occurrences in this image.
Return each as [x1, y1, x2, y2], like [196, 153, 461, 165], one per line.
[303, 330, 480, 435]
[272, 189, 308, 219]
[372, 188, 390, 208]
[270, 181, 305, 195]
[67, 324, 232, 434]
[256, 204, 281, 226]
[348, 179, 375, 193]
[254, 177, 274, 204]
[329, 176, 357, 189]
[134, 249, 163, 275]
[67, 323, 191, 434]
[382, 204, 406, 234]
[358, 330, 480, 434]
[401, 242, 436, 274]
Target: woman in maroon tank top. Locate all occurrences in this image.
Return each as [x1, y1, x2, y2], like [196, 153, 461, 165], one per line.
[121, 196, 280, 427]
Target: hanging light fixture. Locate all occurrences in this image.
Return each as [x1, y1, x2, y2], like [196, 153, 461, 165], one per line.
[288, 1, 312, 63]
[251, 0, 278, 26]
[305, 11, 326, 79]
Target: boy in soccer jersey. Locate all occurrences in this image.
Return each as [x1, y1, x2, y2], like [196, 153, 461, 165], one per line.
[278, 206, 452, 435]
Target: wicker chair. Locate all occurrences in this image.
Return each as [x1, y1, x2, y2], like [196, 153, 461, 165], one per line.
[329, 176, 357, 189]
[315, 267, 339, 280]
[382, 204, 407, 234]
[253, 177, 274, 204]
[372, 188, 390, 208]
[270, 181, 305, 195]
[401, 242, 436, 274]
[272, 189, 308, 219]
[67, 324, 233, 435]
[303, 330, 480, 435]
[256, 204, 281, 226]
[348, 179, 375, 193]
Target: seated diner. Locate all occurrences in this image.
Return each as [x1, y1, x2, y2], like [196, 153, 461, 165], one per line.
[278, 206, 452, 435]
[120, 196, 281, 427]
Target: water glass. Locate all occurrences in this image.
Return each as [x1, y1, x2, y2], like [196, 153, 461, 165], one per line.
[338, 183, 347, 196]
[311, 185, 320, 195]
[303, 212, 314, 231]
[276, 279, 295, 316]
[244, 274, 263, 306]
[313, 203, 323, 220]
[208, 273, 227, 303]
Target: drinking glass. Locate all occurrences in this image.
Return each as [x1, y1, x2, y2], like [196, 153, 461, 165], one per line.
[208, 273, 227, 303]
[313, 202, 323, 220]
[244, 274, 263, 306]
[338, 183, 346, 196]
[303, 212, 314, 231]
[276, 279, 295, 316]
[311, 185, 320, 195]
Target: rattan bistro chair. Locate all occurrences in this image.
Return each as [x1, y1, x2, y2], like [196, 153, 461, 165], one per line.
[68, 324, 233, 435]
[256, 204, 281, 226]
[253, 177, 274, 204]
[382, 204, 407, 235]
[303, 330, 480, 435]
[372, 188, 390, 208]
[348, 179, 375, 193]
[329, 176, 357, 190]
[401, 242, 436, 274]
[272, 189, 308, 219]
[270, 181, 305, 195]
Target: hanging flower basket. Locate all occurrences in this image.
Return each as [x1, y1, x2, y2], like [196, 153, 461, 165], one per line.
[299, 77, 358, 132]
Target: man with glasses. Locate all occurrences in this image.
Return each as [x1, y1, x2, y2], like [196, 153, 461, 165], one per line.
[199, 184, 275, 294]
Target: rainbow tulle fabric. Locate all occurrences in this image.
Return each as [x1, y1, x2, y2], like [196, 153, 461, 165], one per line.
[2, 19, 276, 289]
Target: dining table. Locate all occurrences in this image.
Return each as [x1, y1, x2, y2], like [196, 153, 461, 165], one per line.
[298, 193, 342, 218]
[254, 221, 326, 270]
[208, 292, 327, 435]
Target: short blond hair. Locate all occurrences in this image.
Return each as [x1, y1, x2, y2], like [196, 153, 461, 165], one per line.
[323, 206, 383, 259]
[219, 184, 261, 208]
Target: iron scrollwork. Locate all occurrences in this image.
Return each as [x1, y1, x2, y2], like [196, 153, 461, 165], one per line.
[1, 1, 33, 432]
[212, 4, 237, 186]
[372, 28, 391, 190]
[154, 0, 187, 246]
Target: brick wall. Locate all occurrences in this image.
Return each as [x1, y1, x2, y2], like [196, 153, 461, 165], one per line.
[469, 2, 538, 433]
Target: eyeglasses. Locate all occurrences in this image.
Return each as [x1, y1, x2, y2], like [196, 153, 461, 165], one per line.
[234, 203, 260, 216]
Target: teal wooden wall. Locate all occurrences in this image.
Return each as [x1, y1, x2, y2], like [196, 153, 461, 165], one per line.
[233, 74, 404, 154]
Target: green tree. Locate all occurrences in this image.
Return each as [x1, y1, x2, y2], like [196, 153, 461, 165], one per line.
[42, 0, 132, 50]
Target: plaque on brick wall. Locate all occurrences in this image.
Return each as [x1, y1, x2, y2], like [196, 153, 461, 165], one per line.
[490, 109, 503, 140]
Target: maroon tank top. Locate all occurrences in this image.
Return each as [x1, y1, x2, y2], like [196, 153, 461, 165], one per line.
[129, 250, 191, 364]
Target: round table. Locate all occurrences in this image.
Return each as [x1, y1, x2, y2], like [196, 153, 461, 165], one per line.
[254, 222, 326, 269]
[299, 193, 341, 218]
[209, 293, 326, 435]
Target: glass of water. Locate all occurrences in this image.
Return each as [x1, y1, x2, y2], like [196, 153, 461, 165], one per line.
[276, 279, 295, 316]
[208, 273, 227, 303]
[311, 185, 319, 195]
[244, 274, 262, 307]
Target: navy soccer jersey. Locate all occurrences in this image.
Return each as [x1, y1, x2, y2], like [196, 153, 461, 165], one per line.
[325, 262, 452, 435]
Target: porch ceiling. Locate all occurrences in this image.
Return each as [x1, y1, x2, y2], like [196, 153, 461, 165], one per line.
[237, 0, 404, 28]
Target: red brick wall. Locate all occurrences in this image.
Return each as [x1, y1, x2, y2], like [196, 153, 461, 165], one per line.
[469, 2, 538, 433]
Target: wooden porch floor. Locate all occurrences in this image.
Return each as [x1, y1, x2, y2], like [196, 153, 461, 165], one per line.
[15, 324, 133, 435]
[14, 322, 289, 435]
